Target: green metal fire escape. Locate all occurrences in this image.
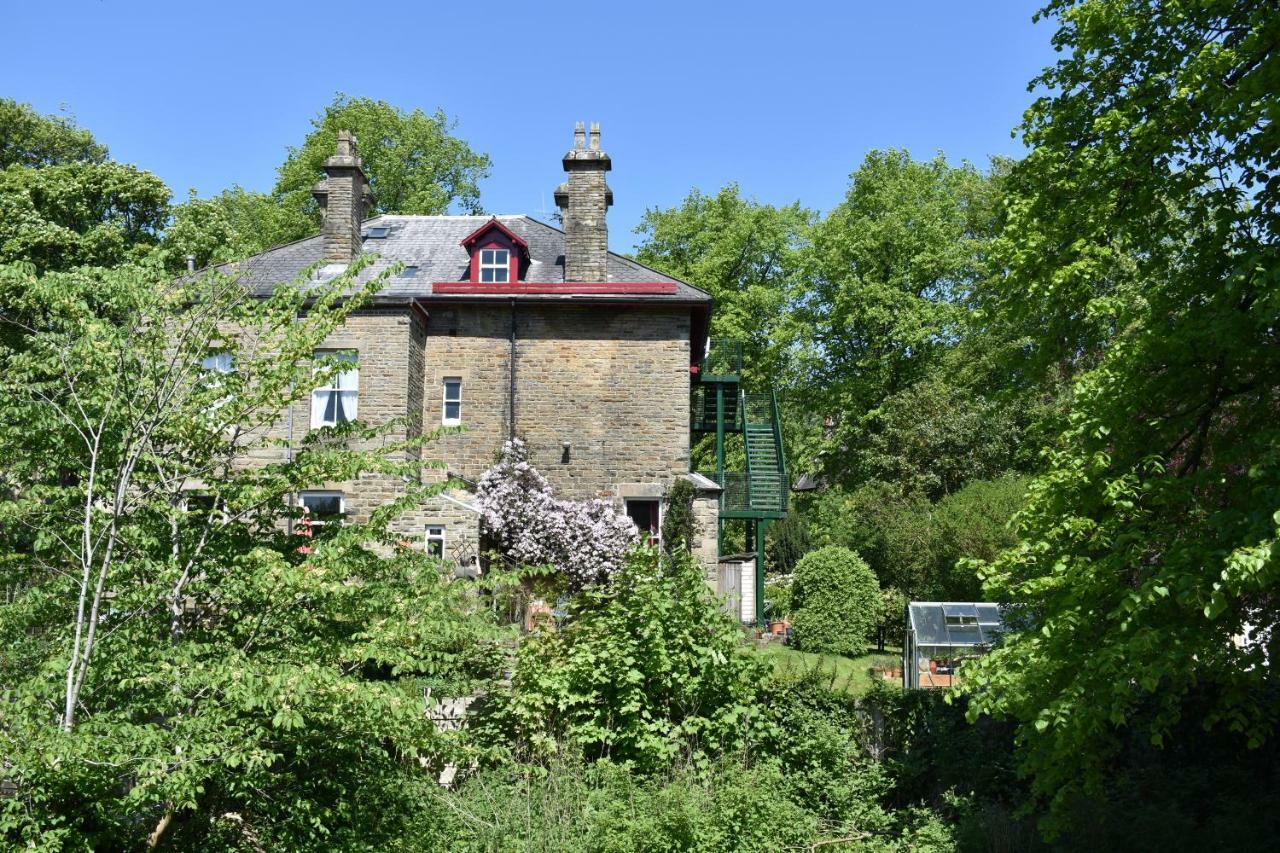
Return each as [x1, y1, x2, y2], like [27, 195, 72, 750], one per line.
[690, 340, 788, 626]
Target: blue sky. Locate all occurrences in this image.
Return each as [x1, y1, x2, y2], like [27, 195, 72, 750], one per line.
[2, 1, 1058, 250]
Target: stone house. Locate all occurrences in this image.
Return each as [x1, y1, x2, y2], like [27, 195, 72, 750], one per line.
[215, 124, 786, 622]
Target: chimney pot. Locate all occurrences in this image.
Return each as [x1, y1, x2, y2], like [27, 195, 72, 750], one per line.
[588, 122, 600, 151]
[573, 121, 586, 150]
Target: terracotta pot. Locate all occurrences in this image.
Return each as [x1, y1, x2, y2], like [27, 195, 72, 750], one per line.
[770, 620, 786, 635]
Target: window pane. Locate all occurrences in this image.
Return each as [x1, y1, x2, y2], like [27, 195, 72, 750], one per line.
[202, 352, 232, 373]
[493, 267, 509, 282]
[302, 493, 343, 518]
[444, 379, 461, 402]
[444, 401, 460, 421]
[481, 249, 494, 264]
[481, 267, 495, 282]
[492, 249, 508, 265]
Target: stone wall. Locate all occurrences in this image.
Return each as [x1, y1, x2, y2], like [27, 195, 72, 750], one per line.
[422, 303, 691, 503]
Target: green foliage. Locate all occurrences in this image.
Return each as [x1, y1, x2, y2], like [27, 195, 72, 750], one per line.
[634, 184, 813, 390]
[160, 186, 313, 271]
[851, 374, 1029, 500]
[764, 511, 812, 577]
[790, 546, 880, 657]
[808, 476, 1028, 600]
[433, 756, 819, 852]
[473, 548, 773, 772]
[0, 98, 107, 168]
[0, 258, 502, 849]
[660, 476, 698, 554]
[272, 94, 490, 239]
[959, 0, 1280, 831]
[798, 151, 1004, 481]
[0, 161, 170, 271]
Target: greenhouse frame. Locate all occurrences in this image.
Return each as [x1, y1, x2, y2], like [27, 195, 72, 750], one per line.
[903, 602, 1006, 689]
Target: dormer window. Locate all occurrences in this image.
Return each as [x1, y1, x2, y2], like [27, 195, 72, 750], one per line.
[479, 249, 509, 283]
[460, 218, 528, 285]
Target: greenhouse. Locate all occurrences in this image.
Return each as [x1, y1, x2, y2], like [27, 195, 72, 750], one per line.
[903, 602, 1006, 689]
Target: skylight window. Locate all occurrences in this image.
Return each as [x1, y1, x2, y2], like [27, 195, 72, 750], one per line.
[400, 265, 419, 278]
[364, 226, 390, 239]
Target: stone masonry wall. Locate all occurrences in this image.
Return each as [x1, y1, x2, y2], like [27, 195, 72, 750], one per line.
[423, 303, 691, 502]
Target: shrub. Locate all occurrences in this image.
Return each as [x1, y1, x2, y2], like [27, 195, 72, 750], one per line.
[473, 547, 773, 771]
[790, 546, 880, 657]
[661, 476, 698, 554]
[476, 438, 636, 588]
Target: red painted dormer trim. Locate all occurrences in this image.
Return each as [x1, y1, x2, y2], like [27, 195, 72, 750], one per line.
[433, 282, 678, 295]
[460, 217, 529, 252]
[461, 219, 527, 283]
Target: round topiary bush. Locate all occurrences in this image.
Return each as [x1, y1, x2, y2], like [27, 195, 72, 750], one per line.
[789, 545, 880, 657]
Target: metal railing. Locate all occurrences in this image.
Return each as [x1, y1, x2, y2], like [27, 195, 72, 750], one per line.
[702, 339, 743, 376]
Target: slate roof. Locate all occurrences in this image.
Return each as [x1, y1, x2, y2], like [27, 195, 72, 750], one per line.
[212, 215, 711, 305]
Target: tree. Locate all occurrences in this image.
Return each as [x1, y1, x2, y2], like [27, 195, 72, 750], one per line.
[961, 0, 1280, 831]
[160, 186, 314, 272]
[0, 98, 107, 168]
[789, 546, 880, 657]
[0, 161, 170, 271]
[798, 151, 1003, 486]
[0, 257, 499, 848]
[634, 185, 813, 388]
[272, 94, 490, 238]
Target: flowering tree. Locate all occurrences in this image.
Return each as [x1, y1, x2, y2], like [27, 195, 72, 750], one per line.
[477, 439, 636, 588]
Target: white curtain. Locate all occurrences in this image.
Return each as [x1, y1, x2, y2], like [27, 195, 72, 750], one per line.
[311, 356, 358, 427]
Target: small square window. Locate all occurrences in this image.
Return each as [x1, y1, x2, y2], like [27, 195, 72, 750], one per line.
[442, 377, 462, 425]
[400, 265, 419, 278]
[365, 226, 390, 239]
[425, 525, 445, 559]
[478, 248, 509, 283]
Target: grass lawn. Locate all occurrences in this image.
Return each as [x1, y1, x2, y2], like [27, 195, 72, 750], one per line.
[752, 642, 903, 696]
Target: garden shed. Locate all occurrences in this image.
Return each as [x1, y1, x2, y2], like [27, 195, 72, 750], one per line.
[903, 602, 1006, 689]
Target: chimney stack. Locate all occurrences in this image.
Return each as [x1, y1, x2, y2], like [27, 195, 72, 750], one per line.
[312, 130, 374, 264]
[554, 121, 612, 282]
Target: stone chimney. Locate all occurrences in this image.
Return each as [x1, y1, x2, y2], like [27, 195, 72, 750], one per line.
[554, 121, 612, 282]
[312, 130, 374, 263]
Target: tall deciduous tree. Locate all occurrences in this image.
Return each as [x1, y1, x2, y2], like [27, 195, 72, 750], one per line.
[634, 185, 813, 387]
[0, 257, 499, 848]
[797, 151, 1003, 485]
[275, 94, 490, 224]
[0, 162, 170, 271]
[962, 0, 1280, 829]
[0, 98, 107, 168]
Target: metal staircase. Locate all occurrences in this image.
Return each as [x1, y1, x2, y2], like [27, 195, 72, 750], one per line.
[689, 340, 789, 625]
[743, 394, 786, 514]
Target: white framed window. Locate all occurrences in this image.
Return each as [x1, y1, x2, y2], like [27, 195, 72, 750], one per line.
[200, 350, 235, 410]
[479, 248, 509, 283]
[299, 491, 345, 527]
[442, 377, 462, 425]
[311, 351, 358, 428]
[425, 525, 445, 559]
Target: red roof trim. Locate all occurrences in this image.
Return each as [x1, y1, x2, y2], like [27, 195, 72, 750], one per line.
[459, 217, 529, 253]
[433, 281, 678, 295]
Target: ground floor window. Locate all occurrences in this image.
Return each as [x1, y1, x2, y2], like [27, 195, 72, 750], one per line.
[425, 524, 446, 558]
[625, 499, 661, 547]
[299, 491, 344, 527]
